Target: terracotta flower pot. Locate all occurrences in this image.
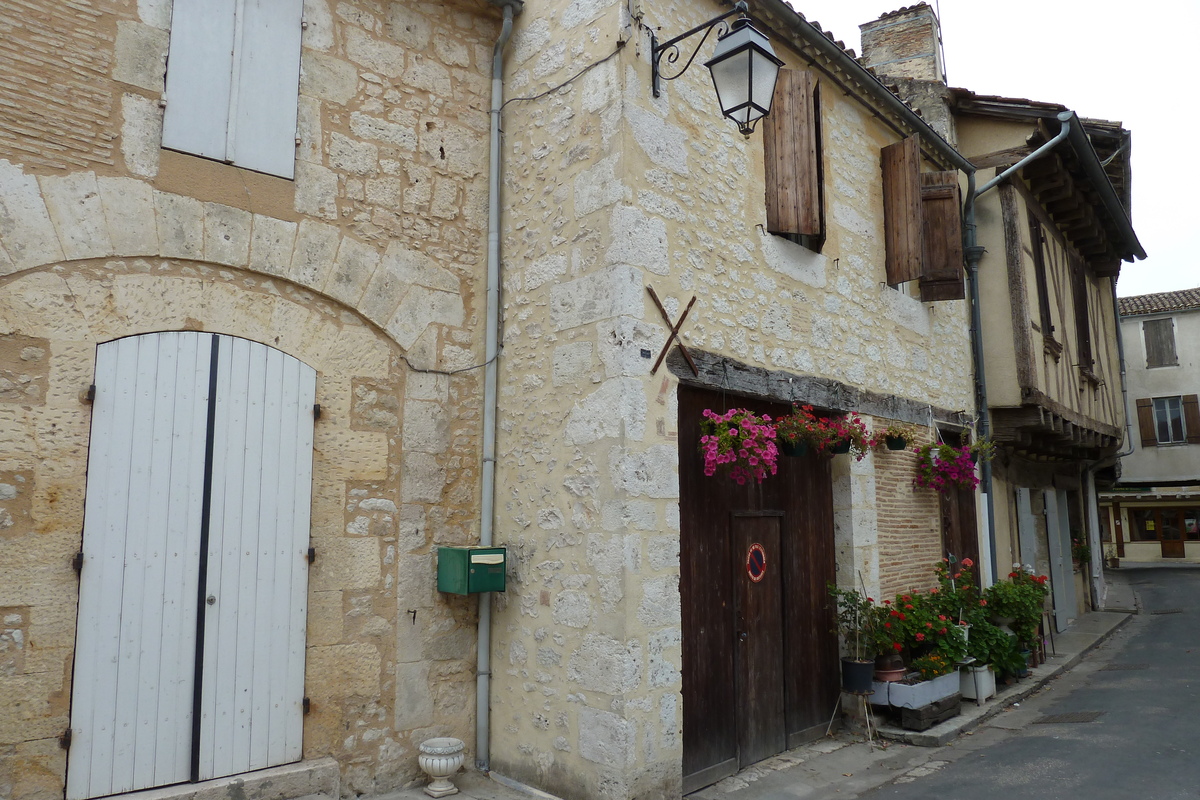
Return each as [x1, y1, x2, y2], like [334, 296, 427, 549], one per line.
[873, 666, 906, 682]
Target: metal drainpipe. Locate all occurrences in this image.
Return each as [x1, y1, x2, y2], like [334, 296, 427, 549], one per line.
[477, 0, 518, 772]
[961, 111, 1074, 586]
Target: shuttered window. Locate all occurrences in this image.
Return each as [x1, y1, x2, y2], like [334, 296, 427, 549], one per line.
[919, 171, 965, 301]
[161, 0, 304, 179]
[1143, 318, 1178, 368]
[1071, 261, 1093, 372]
[1139, 395, 1197, 446]
[764, 68, 824, 249]
[881, 136, 922, 286]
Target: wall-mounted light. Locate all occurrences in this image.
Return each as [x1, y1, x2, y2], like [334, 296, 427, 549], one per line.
[651, 1, 783, 137]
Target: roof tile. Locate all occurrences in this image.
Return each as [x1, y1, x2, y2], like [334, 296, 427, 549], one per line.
[1118, 287, 1200, 316]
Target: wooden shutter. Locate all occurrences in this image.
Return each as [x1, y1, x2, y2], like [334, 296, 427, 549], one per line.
[1136, 397, 1156, 447]
[161, 0, 238, 163]
[1142, 318, 1178, 367]
[918, 171, 965, 301]
[881, 136, 922, 285]
[227, 0, 304, 178]
[764, 68, 821, 237]
[1184, 394, 1200, 444]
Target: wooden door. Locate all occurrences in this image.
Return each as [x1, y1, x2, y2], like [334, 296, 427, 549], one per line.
[68, 333, 315, 800]
[679, 385, 837, 793]
[1159, 510, 1185, 558]
[731, 514, 786, 766]
[940, 483, 980, 580]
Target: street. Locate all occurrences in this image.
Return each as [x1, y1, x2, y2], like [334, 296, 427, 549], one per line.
[859, 565, 1200, 800]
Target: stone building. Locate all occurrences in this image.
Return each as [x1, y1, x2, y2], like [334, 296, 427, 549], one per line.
[0, 1, 506, 798]
[861, 5, 1143, 628]
[1101, 289, 1200, 564]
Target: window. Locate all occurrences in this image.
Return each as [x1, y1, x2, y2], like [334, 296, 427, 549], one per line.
[1071, 259, 1093, 372]
[1137, 395, 1200, 447]
[161, 0, 304, 179]
[764, 68, 824, 250]
[1153, 397, 1186, 443]
[1128, 508, 1200, 542]
[1028, 211, 1054, 337]
[1143, 318, 1178, 368]
[879, 136, 964, 299]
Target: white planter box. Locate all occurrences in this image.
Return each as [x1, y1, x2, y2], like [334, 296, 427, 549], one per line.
[960, 665, 996, 701]
[885, 672, 959, 709]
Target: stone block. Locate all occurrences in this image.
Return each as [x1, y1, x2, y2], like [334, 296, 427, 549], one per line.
[306, 643, 382, 701]
[302, 0, 334, 51]
[596, 317, 665, 379]
[154, 191, 204, 260]
[610, 444, 678, 499]
[394, 660, 433, 731]
[606, 205, 668, 273]
[289, 219, 340, 289]
[293, 161, 338, 220]
[637, 575, 680, 628]
[578, 706, 635, 768]
[567, 633, 642, 695]
[300, 51, 359, 105]
[400, 452, 446, 503]
[203, 203, 252, 267]
[552, 341, 593, 386]
[97, 177, 157, 257]
[401, 400, 449, 454]
[551, 590, 592, 629]
[0, 337, 50, 406]
[385, 286, 464, 351]
[121, 93, 162, 179]
[39, 172, 110, 261]
[295, 96, 323, 164]
[565, 378, 646, 445]
[248, 215, 297, 278]
[0, 160, 63, 272]
[574, 154, 623, 218]
[307, 590, 344, 647]
[112, 20, 169, 92]
[344, 27, 404, 77]
[324, 237, 379, 307]
[350, 112, 416, 150]
[327, 132, 378, 176]
[550, 266, 644, 331]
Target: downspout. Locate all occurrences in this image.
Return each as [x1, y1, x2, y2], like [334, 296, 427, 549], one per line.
[961, 111, 1074, 586]
[478, 0, 520, 772]
[1082, 286, 1134, 608]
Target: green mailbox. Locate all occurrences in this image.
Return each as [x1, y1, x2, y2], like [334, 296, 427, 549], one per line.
[437, 546, 507, 594]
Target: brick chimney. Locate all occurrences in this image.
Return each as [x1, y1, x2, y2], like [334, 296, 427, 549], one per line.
[859, 4, 945, 84]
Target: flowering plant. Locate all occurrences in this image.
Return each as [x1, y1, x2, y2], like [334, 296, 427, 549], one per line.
[775, 405, 875, 460]
[879, 423, 918, 449]
[828, 584, 889, 660]
[969, 438, 997, 463]
[913, 442, 978, 493]
[910, 652, 955, 679]
[985, 568, 1048, 646]
[698, 408, 779, 485]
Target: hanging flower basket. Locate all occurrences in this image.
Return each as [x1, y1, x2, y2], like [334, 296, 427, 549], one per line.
[913, 442, 978, 493]
[878, 423, 917, 451]
[776, 405, 876, 460]
[699, 408, 779, 485]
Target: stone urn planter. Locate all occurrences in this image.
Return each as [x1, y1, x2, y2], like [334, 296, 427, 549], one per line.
[419, 737, 465, 797]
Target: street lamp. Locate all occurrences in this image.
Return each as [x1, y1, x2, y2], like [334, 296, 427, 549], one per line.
[651, 1, 784, 137]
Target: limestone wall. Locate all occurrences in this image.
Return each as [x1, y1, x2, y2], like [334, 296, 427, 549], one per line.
[487, 0, 974, 796]
[0, 1, 501, 797]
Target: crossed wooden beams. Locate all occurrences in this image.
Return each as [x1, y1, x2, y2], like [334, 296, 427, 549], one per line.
[647, 285, 698, 376]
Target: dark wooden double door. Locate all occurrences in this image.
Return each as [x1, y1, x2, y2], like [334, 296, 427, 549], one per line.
[679, 387, 838, 793]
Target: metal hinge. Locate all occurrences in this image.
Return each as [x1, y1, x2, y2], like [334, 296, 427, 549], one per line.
[313, 403, 321, 420]
[72, 551, 84, 574]
[85, 384, 95, 403]
[307, 547, 316, 564]
[60, 728, 72, 750]
[303, 697, 311, 714]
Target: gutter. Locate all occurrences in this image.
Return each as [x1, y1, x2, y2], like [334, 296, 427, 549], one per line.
[478, 0, 522, 772]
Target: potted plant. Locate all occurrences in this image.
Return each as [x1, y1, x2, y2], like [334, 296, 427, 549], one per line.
[879, 422, 918, 451]
[1104, 543, 1120, 569]
[913, 442, 979, 494]
[825, 412, 876, 459]
[775, 404, 831, 456]
[698, 408, 779, 485]
[1071, 538, 1090, 570]
[968, 437, 996, 463]
[828, 584, 885, 693]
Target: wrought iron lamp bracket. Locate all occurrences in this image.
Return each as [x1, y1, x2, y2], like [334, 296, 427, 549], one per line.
[650, 0, 749, 98]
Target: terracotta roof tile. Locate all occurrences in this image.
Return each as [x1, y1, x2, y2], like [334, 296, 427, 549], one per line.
[1118, 287, 1200, 316]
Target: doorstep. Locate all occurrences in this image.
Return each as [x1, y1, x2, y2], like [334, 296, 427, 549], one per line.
[110, 758, 340, 800]
[874, 608, 1132, 746]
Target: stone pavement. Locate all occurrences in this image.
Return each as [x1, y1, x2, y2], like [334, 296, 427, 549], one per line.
[381, 569, 1138, 800]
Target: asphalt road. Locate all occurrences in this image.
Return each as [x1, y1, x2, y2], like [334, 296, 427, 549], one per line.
[860, 564, 1200, 800]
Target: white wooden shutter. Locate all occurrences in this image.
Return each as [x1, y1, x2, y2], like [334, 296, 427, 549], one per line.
[1047, 489, 1076, 632]
[197, 336, 315, 779]
[161, 0, 237, 163]
[68, 333, 212, 800]
[1015, 487, 1036, 569]
[227, 0, 304, 178]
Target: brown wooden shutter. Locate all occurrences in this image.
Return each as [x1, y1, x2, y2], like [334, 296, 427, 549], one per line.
[919, 170, 965, 301]
[1184, 394, 1200, 444]
[1136, 398, 1157, 447]
[764, 68, 820, 237]
[881, 136, 922, 286]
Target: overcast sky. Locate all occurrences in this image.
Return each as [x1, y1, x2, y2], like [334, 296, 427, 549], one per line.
[788, 0, 1195, 298]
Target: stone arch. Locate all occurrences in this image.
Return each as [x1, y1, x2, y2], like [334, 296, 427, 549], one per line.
[0, 163, 472, 365]
[0, 256, 481, 798]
